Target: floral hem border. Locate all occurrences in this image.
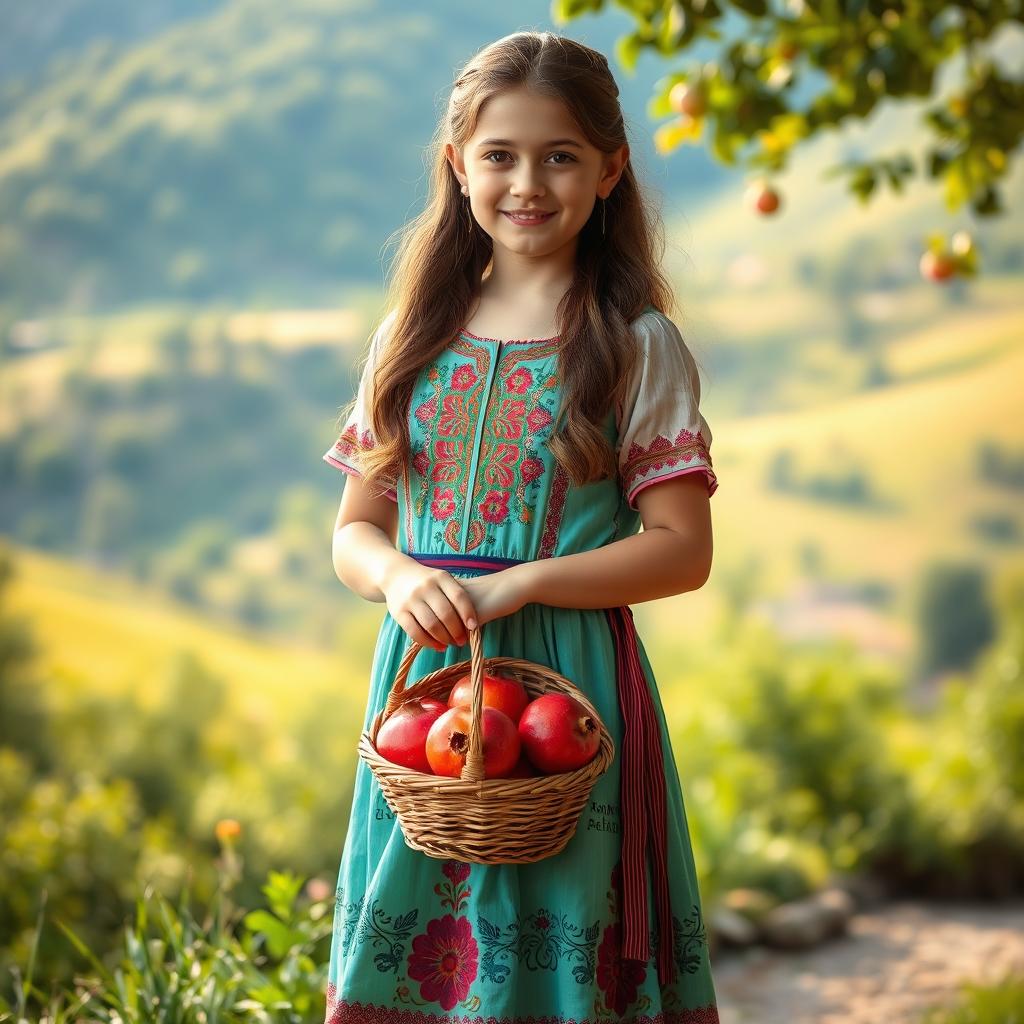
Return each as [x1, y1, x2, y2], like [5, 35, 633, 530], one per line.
[326, 991, 720, 1024]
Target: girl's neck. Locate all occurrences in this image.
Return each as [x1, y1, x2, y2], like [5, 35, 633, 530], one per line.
[483, 233, 577, 299]
[468, 276, 569, 341]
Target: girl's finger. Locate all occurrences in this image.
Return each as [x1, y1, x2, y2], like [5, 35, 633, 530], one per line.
[437, 575, 478, 636]
[395, 610, 446, 652]
[412, 598, 462, 649]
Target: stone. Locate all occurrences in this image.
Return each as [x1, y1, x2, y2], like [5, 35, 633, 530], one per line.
[711, 906, 759, 947]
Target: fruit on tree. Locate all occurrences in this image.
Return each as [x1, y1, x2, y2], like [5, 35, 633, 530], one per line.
[920, 249, 956, 281]
[746, 181, 781, 215]
[669, 81, 706, 119]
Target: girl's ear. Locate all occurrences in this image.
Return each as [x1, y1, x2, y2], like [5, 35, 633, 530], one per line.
[445, 142, 467, 190]
[600, 143, 629, 198]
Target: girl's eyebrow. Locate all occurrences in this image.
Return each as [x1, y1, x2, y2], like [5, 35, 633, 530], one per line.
[477, 138, 584, 149]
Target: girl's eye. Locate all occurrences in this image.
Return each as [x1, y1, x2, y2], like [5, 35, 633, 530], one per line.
[482, 152, 576, 165]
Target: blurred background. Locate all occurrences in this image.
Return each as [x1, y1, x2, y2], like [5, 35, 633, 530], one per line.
[1, 1, 1023, 1021]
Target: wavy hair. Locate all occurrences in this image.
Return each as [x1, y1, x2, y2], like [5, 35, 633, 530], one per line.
[336, 29, 676, 499]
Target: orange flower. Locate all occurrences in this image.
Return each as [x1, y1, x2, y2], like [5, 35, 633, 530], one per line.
[215, 818, 242, 843]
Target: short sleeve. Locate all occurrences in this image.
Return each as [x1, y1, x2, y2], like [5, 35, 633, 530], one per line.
[322, 309, 399, 502]
[615, 308, 718, 511]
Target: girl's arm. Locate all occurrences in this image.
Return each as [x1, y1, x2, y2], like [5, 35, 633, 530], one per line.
[333, 521, 411, 603]
[331, 472, 409, 603]
[511, 473, 712, 609]
[331, 475, 476, 649]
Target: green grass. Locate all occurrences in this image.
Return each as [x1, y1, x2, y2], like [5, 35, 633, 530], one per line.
[920, 972, 1024, 1024]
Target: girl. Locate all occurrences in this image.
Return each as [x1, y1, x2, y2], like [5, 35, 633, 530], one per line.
[322, 30, 720, 1024]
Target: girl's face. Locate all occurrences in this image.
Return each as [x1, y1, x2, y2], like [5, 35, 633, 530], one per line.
[447, 86, 628, 261]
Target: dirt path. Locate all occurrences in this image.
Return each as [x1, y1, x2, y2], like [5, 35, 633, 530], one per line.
[712, 899, 1024, 1024]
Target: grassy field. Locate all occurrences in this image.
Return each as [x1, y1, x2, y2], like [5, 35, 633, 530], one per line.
[3, 542, 370, 726]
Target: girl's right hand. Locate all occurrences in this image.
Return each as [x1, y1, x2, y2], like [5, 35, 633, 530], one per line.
[383, 563, 478, 652]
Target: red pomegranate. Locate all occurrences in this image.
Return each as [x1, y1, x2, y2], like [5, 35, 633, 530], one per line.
[507, 752, 540, 778]
[448, 673, 530, 724]
[418, 696, 449, 715]
[426, 705, 521, 779]
[375, 699, 447, 774]
[518, 693, 601, 774]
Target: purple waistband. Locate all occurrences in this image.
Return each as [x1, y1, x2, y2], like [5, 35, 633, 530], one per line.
[406, 552, 526, 574]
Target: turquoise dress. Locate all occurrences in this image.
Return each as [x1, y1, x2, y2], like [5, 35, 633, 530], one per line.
[321, 307, 720, 1023]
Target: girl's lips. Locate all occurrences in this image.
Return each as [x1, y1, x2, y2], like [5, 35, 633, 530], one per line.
[502, 211, 555, 225]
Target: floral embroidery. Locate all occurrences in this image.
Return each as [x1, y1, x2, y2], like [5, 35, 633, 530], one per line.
[620, 428, 715, 506]
[323, 425, 398, 499]
[468, 351, 560, 549]
[596, 920, 647, 1015]
[538, 463, 569, 559]
[477, 908, 600, 985]
[333, 885, 418, 974]
[327, 993, 720, 1022]
[669, 904, 709, 979]
[407, 340, 560, 554]
[395, 860, 481, 1013]
[406, 915, 479, 1011]
[592, 859, 651, 1018]
[326, 859, 718, 1024]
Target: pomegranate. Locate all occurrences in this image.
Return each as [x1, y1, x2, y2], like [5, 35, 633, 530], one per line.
[744, 181, 781, 215]
[448, 672, 530, 724]
[920, 249, 956, 281]
[426, 705, 521, 779]
[375, 699, 447, 774]
[518, 693, 601, 774]
[507, 752, 540, 778]
[669, 81, 706, 119]
[418, 696, 449, 715]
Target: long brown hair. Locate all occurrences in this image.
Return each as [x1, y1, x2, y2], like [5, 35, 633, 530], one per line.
[336, 29, 676, 499]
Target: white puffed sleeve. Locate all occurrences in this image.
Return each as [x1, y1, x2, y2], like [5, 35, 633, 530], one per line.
[615, 308, 718, 511]
[322, 309, 399, 502]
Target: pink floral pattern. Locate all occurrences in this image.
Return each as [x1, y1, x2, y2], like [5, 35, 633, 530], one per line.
[406, 339, 561, 553]
[393, 860, 480, 1013]
[325, 857, 716, 1023]
[406, 914, 479, 1011]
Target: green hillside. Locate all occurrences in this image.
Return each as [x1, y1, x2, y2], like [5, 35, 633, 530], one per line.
[0, 0, 709, 319]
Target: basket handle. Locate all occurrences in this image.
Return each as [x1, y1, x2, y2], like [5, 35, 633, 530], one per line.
[387, 626, 488, 783]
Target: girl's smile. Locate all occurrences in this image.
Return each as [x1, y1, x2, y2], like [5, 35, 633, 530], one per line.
[501, 210, 556, 226]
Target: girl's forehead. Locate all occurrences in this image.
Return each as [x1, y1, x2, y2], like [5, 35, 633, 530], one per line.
[470, 87, 582, 143]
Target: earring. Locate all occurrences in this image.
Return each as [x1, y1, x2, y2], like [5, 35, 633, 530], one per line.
[601, 196, 606, 236]
[461, 184, 469, 195]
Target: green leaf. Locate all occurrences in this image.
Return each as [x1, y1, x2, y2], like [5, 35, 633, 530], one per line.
[262, 869, 304, 920]
[550, 0, 605, 25]
[616, 31, 644, 74]
[711, 120, 739, 165]
[243, 910, 305, 958]
[55, 917, 117, 985]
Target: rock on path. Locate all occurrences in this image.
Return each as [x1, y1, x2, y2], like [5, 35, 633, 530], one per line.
[711, 899, 1024, 1024]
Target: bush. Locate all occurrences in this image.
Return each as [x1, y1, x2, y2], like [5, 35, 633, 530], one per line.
[919, 971, 1024, 1023]
[914, 561, 995, 676]
[0, 865, 333, 1023]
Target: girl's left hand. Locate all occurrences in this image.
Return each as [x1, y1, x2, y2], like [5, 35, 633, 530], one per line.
[457, 566, 533, 631]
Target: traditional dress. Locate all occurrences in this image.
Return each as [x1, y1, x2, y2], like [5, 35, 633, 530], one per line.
[321, 306, 720, 1023]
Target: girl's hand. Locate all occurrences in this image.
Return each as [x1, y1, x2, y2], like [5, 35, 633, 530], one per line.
[457, 567, 532, 630]
[382, 563, 478, 652]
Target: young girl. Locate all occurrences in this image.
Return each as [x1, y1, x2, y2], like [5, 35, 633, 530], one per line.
[322, 30, 720, 1023]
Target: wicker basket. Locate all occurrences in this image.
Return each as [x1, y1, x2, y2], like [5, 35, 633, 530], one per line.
[358, 624, 615, 864]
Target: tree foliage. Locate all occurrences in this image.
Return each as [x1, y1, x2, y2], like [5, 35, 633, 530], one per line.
[555, 1, 1023, 225]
